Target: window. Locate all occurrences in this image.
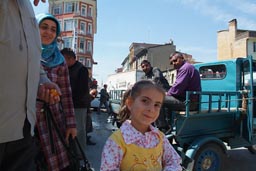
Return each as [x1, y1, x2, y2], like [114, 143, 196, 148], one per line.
[65, 2, 78, 13]
[85, 58, 92, 68]
[80, 22, 86, 34]
[63, 37, 72, 48]
[79, 39, 85, 53]
[65, 2, 73, 13]
[253, 42, 256, 52]
[79, 57, 85, 65]
[87, 40, 92, 52]
[64, 19, 73, 31]
[81, 5, 87, 16]
[58, 20, 62, 31]
[53, 5, 62, 15]
[199, 64, 226, 79]
[87, 23, 92, 34]
[88, 6, 93, 17]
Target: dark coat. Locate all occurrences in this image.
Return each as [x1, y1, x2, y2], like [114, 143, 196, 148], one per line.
[141, 67, 170, 91]
[68, 61, 90, 108]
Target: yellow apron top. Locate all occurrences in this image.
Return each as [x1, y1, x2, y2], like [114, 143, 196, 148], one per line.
[110, 129, 164, 171]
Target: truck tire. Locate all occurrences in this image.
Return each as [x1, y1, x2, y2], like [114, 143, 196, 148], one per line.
[193, 143, 224, 171]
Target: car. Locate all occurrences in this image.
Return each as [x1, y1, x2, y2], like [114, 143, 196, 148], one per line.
[90, 94, 110, 111]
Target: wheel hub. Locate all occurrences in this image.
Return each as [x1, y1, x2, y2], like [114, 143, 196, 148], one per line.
[201, 157, 212, 170]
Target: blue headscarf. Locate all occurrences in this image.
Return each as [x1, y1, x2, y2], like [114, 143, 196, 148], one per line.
[36, 13, 64, 68]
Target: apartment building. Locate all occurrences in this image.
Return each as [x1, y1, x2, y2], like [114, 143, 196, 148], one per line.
[126, 42, 176, 72]
[217, 19, 256, 60]
[119, 42, 195, 86]
[48, 0, 97, 78]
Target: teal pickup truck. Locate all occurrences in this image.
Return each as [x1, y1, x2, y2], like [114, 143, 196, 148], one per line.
[109, 56, 256, 171]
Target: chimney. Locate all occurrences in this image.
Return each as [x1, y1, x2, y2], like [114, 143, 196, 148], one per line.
[229, 19, 237, 40]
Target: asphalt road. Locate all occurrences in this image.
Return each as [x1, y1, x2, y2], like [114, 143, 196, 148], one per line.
[85, 111, 256, 171]
[85, 111, 116, 171]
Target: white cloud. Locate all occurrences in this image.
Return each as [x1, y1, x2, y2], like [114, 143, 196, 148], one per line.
[178, 0, 256, 29]
[179, 45, 217, 62]
[225, 0, 256, 15]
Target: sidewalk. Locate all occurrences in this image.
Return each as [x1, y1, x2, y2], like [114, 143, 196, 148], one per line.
[85, 111, 117, 171]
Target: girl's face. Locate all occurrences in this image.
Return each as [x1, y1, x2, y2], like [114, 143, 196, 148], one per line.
[127, 88, 164, 133]
[39, 19, 57, 45]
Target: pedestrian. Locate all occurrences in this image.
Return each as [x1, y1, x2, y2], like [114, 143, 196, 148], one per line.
[100, 80, 182, 171]
[35, 13, 77, 171]
[0, 1, 61, 171]
[90, 78, 98, 89]
[141, 59, 170, 91]
[86, 89, 98, 145]
[97, 84, 110, 114]
[165, 51, 201, 111]
[61, 47, 92, 151]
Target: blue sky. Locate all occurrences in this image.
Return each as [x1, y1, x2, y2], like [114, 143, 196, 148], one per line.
[31, 0, 256, 84]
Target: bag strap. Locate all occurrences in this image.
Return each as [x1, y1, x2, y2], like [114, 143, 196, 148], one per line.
[44, 103, 55, 154]
[43, 103, 92, 170]
[74, 137, 92, 170]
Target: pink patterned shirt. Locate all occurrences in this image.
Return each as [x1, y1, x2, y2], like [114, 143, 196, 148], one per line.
[100, 120, 182, 171]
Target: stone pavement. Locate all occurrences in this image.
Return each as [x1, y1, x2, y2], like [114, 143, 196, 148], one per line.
[85, 111, 117, 171]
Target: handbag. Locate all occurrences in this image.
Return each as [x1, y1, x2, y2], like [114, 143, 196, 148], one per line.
[43, 103, 94, 171]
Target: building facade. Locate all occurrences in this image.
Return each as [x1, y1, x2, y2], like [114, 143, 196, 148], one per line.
[119, 42, 195, 86]
[125, 42, 176, 72]
[49, 0, 97, 78]
[217, 19, 256, 60]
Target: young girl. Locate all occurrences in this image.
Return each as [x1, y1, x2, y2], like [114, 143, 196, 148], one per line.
[35, 13, 77, 171]
[100, 80, 182, 171]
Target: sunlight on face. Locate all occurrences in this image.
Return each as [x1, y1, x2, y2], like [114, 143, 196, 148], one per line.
[39, 19, 57, 45]
[128, 88, 164, 133]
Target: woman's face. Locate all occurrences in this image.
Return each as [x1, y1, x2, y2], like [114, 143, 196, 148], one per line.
[39, 19, 57, 45]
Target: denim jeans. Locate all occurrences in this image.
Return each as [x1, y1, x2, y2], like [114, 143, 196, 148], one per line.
[97, 101, 110, 114]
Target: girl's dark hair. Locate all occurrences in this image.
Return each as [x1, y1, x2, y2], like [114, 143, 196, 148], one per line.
[118, 80, 165, 124]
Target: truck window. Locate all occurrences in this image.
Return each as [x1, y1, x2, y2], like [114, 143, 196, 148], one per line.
[199, 64, 226, 79]
[243, 60, 256, 86]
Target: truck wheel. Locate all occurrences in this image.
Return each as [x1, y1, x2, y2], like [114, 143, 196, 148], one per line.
[193, 143, 223, 171]
[247, 145, 256, 154]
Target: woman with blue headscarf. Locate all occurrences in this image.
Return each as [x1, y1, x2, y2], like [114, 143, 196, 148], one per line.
[35, 13, 77, 171]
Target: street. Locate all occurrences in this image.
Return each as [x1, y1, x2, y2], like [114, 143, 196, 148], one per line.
[85, 111, 256, 171]
[85, 111, 116, 171]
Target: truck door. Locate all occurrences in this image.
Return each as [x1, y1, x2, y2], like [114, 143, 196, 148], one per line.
[241, 56, 255, 143]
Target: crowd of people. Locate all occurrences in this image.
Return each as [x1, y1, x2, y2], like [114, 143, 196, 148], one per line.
[0, 0, 202, 171]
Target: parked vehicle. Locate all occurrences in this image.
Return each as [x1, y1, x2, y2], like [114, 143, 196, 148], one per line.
[90, 94, 109, 111]
[109, 56, 256, 171]
[106, 70, 144, 91]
